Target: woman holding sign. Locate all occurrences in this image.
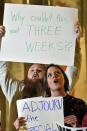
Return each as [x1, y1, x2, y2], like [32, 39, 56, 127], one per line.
[44, 64, 87, 127]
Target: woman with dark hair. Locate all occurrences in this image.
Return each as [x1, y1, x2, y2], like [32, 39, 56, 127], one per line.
[44, 64, 87, 127]
[44, 64, 69, 96]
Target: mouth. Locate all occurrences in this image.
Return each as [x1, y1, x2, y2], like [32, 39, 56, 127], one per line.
[32, 74, 39, 79]
[53, 79, 59, 83]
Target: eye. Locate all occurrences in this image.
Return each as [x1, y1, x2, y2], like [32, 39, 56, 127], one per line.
[47, 73, 52, 78]
[37, 69, 42, 73]
[55, 71, 61, 75]
[30, 69, 34, 72]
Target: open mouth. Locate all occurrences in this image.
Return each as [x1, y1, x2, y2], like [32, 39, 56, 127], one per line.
[33, 74, 39, 79]
[53, 79, 59, 83]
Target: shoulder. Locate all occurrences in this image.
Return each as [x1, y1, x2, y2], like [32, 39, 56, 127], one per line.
[64, 95, 86, 105]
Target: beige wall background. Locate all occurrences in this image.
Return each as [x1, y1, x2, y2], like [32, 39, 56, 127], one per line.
[0, 0, 87, 130]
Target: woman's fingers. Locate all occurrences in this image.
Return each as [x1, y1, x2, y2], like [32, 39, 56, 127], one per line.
[64, 115, 78, 124]
[74, 24, 81, 34]
[18, 117, 25, 120]
[19, 119, 27, 127]
[18, 117, 27, 125]
[74, 23, 81, 46]
[13, 117, 27, 130]
[0, 26, 6, 38]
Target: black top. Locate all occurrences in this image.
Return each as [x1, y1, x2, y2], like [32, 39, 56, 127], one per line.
[64, 95, 87, 125]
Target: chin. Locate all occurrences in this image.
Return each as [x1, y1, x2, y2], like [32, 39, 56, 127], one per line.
[54, 86, 62, 91]
[52, 86, 60, 91]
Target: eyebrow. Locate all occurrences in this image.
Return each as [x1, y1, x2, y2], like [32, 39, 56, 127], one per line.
[31, 67, 43, 69]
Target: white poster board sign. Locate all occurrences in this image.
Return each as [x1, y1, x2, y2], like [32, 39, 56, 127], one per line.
[17, 97, 64, 131]
[56, 123, 87, 131]
[0, 4, 78, 66]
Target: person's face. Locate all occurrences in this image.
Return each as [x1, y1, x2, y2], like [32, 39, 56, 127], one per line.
[47, 66, 65, 92]
[27, 64, 45, 80]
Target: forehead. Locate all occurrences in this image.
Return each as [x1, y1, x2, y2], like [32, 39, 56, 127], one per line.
[30, 64, 45, 69]
[47, 66, 62, 73]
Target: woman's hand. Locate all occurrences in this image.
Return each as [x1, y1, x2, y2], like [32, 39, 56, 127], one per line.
[74, 22, 81, 49]
[0, 26, 5, 47]
[64, 115, 78, 127]
[0, 26, 5, 39]
[13, 117, 26, 130]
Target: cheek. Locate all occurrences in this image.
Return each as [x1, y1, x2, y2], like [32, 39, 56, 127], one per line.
[47, 79, 52, 87]
[39, 73, 43, 77]
[60, 77, 65, 85]
[39, 72, 45, 78]
[27, 72, 32, 79]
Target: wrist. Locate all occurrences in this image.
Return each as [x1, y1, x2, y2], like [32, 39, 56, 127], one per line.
[75, 42, 81, 50]
[75, 47, 81, 52]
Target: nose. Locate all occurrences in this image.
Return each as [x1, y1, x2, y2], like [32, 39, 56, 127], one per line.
[53, 72, 58, 78]
[34, 69, 38, 74]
